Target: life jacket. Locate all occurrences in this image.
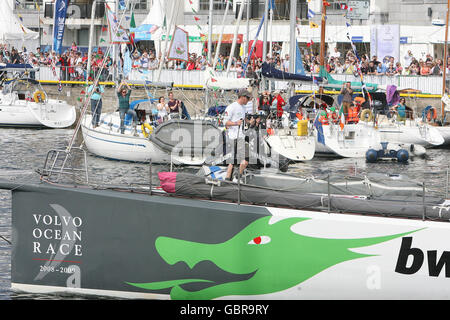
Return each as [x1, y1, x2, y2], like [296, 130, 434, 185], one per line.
[296, 113, 303, 121]
[319, 115, 329, 125]
[328, 112, 338, 123]
[348, 106, 360, 123]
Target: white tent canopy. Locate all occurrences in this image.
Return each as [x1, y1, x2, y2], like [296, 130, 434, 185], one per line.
[0, 1, 39, 42]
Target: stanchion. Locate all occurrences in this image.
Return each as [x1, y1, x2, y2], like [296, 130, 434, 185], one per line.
[446, 166, 449, 199]
[237, 170, 241, 205]
[149, 158, 152, 196]
[328, 174, 331, 214]
[423, 182, 426, 221]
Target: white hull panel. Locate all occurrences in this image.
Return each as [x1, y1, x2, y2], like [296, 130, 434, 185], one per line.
[369, 119, 444, 148]
[0, 100, 76, 128]
[266, 134, 315, 161]
[434, 126, 450, 145]
[314, 123, 380, 158]
[82, 114, 205, 164]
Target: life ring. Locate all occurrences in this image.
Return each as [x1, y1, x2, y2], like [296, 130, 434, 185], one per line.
[33, 91, 46, 103]
[426, 107, 437, 121]
[360, 109, 374, 122]
[141, 123, 153, 138]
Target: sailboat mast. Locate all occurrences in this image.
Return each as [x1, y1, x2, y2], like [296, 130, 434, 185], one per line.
[208, 0, 213, 63]
[320, 0, 327, 67]
[288, 0, 296, 97]
[442, 0, 450, 122]
[86, 0, 97, 86]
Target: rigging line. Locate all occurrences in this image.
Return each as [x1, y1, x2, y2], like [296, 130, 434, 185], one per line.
[65, 0, 135, 154]
[0, 235, 11, 245]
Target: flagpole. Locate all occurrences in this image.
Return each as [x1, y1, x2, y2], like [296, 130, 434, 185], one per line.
[320, 0, 327, 67]
[262, 0, 269, 91]
[87, 0, 97, 86]
[289, 0, 296, 97]
[213, 0, 230, 69]
[207, 0, 213, 63]
[442, 0, 450, 123]
[226, 0, 245, 75]
[156, 0, 177, 82]
[246, 0, 250, 64]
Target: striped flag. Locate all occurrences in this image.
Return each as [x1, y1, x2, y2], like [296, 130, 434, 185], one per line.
[307, 9, 316, 19]
[339, 105, 345, 130]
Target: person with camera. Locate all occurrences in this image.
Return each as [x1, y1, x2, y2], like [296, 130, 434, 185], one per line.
[87, 83, 105, 128]
[224, 89, 252, 181]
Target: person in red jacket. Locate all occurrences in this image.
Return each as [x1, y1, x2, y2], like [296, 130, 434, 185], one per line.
[271, 91, 286, 118]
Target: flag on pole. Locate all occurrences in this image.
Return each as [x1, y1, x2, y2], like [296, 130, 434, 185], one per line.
[105, 4, 130, 44]
[309, 21, 319, 28]
[130, 11, 136, 44]
[313, 114, 325, 145]
[307, 9, 316, 19]
[53, 0, 69, 54]
[167, 26, 189, 62]
[339, 105, 345, 130]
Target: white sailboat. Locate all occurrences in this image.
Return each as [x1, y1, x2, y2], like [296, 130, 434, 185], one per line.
[0, 75, 76, 128]
[365, 118, 445, 148]
[80, 1, 213, 165]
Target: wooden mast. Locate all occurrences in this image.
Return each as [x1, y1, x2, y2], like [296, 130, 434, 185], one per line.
[320, 0, 327, 67]
[442, 0, 450, 123]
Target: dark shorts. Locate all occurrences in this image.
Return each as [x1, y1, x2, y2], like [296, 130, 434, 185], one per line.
[226, 138, 250, 165]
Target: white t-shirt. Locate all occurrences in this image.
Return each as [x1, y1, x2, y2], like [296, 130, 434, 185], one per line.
[224, 101, 247, 140]
[157, 103, 168, 118]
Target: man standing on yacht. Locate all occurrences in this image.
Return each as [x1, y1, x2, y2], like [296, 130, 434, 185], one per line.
[117, 80, 137, 134]
[224, 89, 252, 181]
[340, 81, 353, 121]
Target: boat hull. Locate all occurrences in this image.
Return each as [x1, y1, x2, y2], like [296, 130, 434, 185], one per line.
[5, 182, 450, 300]
[0, 100, 76, 128]
[434, 125, 450, 145]
[363, 120, 445, 148]
[265, 134, 315, 161]
[314, 123, 380, 158]
[81, 120, 170, 163]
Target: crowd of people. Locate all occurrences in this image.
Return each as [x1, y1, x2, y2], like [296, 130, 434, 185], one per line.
[0, 43, 115, 82]
[1, 42, 449, 81]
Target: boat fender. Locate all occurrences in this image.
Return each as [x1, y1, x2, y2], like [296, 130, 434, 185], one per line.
[33, 91, 46, 103]
[360, 109, 374, 122]
[141, 123, 153, 138]
[396, 149, 409, 163]
[365, 149, 378, 163]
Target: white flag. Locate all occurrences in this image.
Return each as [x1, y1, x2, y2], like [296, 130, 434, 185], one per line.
[106, 4, 130, 44]
[167, 26, 189, 62]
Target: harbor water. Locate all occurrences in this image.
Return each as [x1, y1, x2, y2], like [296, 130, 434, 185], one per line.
[0, 127, 450, 299]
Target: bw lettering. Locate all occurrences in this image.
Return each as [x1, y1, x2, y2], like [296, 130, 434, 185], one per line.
[395, 237, 450, 277]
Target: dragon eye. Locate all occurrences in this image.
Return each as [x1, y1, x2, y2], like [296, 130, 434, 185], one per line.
[248, 236, 271, 245]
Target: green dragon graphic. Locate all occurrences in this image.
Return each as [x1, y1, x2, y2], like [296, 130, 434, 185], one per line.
[127, 216, 422, 299]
